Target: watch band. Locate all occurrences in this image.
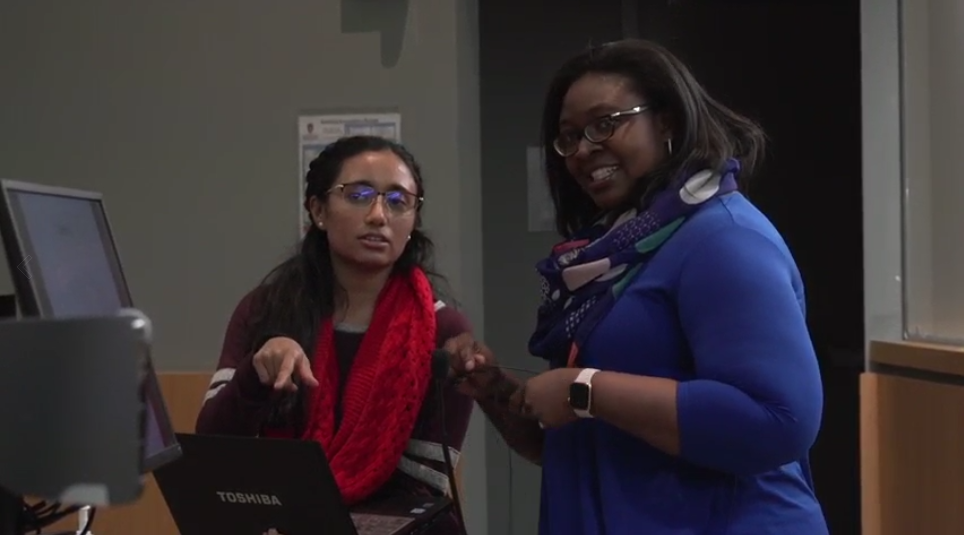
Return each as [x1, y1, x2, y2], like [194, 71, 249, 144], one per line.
[572, 368, 601, 419]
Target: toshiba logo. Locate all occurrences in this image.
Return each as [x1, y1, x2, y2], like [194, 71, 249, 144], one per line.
[215, 491, 283, 506]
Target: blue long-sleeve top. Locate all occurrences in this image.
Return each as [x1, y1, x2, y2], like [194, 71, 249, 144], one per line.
[538, 193, 828, 535]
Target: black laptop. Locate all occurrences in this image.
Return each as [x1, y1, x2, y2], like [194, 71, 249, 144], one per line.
[154, 433, 450, 535]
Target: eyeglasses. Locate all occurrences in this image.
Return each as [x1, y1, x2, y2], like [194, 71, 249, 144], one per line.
[552, 105, 650, 157]
[327, 182, 422, 215]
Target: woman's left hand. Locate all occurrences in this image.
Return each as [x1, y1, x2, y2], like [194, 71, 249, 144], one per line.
[513, 367, 583, 429]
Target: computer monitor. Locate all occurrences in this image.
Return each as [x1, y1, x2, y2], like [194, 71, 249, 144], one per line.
[0, 179, 181, 472]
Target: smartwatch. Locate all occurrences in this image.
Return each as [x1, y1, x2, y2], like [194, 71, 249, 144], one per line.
[568, 368, 601, 418]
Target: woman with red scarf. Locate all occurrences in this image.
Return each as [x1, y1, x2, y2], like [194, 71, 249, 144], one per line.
[196, 135, 473, 533]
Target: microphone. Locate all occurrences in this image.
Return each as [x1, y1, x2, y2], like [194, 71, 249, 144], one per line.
[431, 349, 452, 384]
[430, 349, 468, 535]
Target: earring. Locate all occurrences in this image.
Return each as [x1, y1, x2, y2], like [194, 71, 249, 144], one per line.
[318, 221, 324, 229]
[665, 138, 674, 155]
[407, 235, 411, 241]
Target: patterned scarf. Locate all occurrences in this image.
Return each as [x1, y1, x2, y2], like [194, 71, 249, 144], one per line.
[528, 159, 741, 367]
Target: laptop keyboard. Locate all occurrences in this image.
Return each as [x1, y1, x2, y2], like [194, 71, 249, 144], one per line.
[350, 513, 414, 535]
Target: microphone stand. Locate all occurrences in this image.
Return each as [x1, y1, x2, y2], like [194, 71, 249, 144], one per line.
[432, 351, 468, 535]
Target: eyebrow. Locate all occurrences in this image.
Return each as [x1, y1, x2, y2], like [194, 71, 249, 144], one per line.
[342, 180, 416, 195]
[341, 179, 375, 187]
[559, 103, 624, 127]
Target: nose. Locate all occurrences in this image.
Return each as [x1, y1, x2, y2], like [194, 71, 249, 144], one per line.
[573, 136, 600, 159]
[364, 196, 388, 225]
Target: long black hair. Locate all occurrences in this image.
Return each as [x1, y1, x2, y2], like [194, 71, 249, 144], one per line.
[540, 39, 767, 237]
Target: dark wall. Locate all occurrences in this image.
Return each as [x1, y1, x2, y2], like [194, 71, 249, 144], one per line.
[479, 1, 863, 534]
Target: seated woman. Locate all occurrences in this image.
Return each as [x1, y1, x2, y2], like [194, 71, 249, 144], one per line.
[196, 135, 473, 532]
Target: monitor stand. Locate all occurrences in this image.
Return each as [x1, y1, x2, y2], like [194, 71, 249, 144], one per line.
[0, 486, 23, 535]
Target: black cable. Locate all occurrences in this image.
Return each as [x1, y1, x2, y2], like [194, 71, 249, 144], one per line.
[20, 498, 60, 534]
[20, 504, 92, 535]
[493, 363, 539, 535]
[37, 505, 81, 528]
[507, 446, 515, 535]
[436, 381, 468, 535]
[435, 352, 540, 535]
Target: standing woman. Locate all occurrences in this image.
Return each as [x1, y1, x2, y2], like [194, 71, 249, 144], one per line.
[447, 39, 827, 534]
[197, 135, 474, 533]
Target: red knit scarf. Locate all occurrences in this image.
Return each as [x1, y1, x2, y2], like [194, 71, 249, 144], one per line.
[301, 268, 437, 505]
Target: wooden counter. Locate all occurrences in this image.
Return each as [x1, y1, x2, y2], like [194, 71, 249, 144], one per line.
[862, 341, 964, 535]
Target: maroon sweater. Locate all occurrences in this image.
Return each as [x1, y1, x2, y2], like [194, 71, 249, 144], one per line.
[196, 290, 474, 533]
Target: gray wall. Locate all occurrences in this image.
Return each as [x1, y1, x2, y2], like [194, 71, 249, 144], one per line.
[860, 0, 904, 352]
[478, 2, 625, 533]
[0, 1, 488, 533]
[897, 0, 964, 343]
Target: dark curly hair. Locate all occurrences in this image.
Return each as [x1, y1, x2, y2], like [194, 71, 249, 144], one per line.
[540, 39, 767, 237]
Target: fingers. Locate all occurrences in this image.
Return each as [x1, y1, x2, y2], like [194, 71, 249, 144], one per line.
[253, 351, 271, 385]
[273, 356, 297, 391]
[508, 383, 528, 416]
[253, 336, 318, 391]
[442, 333, 479, 374]
[460, 348, 477, 373]
[442, 334, 496, 376]
[296, 356, 319, 388]
[441, 333, 467, 355]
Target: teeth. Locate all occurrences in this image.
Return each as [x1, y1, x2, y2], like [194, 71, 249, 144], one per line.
[590, 166, 618, 182]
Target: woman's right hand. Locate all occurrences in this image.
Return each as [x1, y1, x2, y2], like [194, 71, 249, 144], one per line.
[442, 333, 504, 400]
[252, 336, 319, 392]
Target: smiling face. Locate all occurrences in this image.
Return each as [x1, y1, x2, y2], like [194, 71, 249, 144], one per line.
[309, 150, 420, 272]
[558, 72, 671, 210]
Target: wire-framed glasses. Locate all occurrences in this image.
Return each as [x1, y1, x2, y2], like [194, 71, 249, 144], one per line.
[552, 104, 650, 157]
[326, 183, 422, 215]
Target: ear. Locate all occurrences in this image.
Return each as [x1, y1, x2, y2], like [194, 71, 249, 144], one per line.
[308, 195, 328, 228]
[654, 112, 673, 142]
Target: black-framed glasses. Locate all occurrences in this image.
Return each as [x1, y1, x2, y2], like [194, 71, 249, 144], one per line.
[327, 183, 423, 215]
[552, 104, 650, 157]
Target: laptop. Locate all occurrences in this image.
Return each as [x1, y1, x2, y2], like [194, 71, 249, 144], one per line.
[154, 433, 450, 535]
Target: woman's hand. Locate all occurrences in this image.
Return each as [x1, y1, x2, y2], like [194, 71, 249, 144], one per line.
[442, 333, 504, 400]
[515, 368, 582, 429]
[252, 336, 319, 392]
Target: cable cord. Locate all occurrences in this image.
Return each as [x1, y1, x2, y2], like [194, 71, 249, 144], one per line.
[507, 446, 515, 535]
[436, 381, 468, 535]
[497, 363, 539, 535]
[20, 499, 85, 534]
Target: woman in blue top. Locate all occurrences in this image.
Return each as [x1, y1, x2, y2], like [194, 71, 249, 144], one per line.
[445, 39, 828, 534]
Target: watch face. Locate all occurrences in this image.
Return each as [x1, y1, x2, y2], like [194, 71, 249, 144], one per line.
[568, 382, 591, 411]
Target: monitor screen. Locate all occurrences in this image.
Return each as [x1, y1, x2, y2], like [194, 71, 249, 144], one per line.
[0, 179, 181, 472]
